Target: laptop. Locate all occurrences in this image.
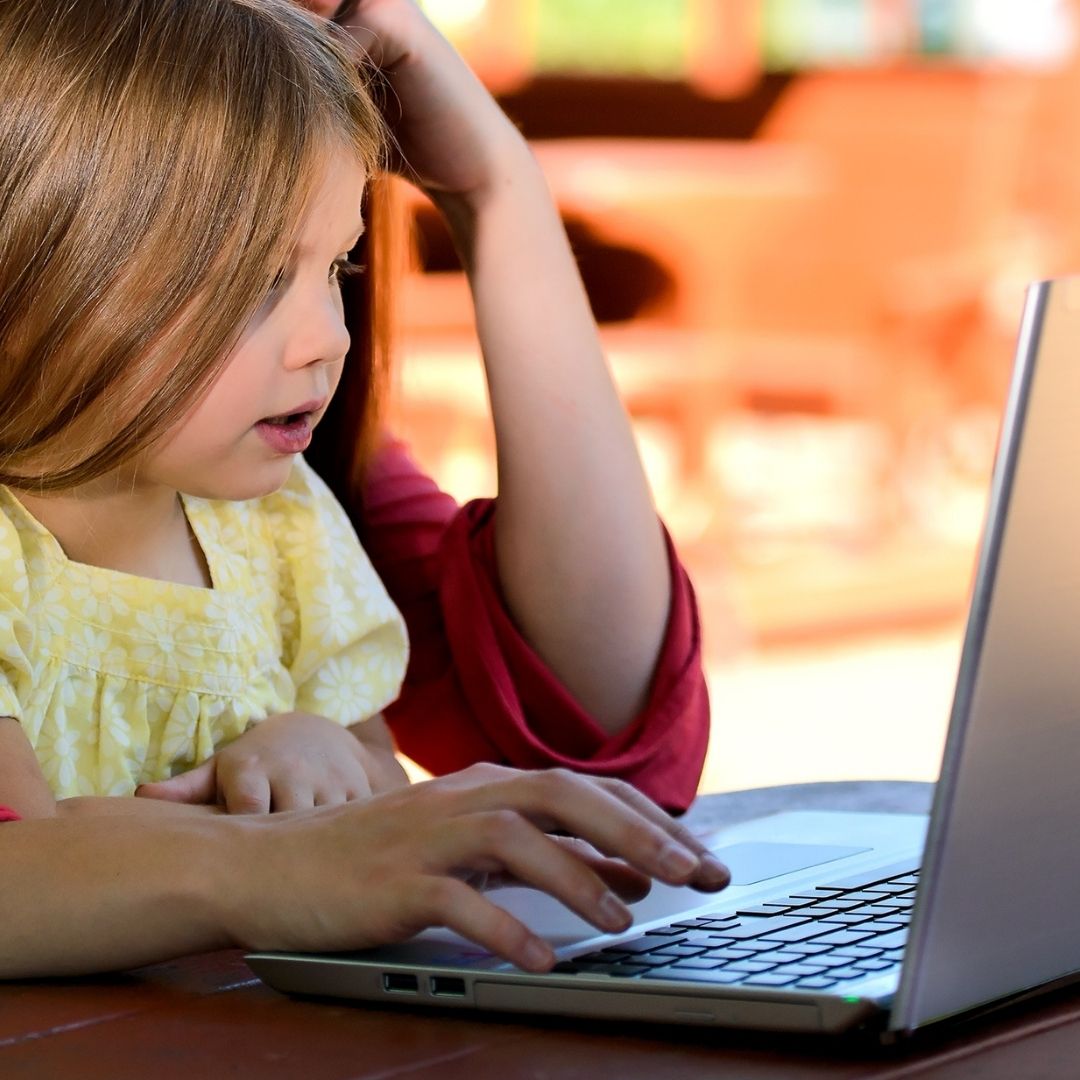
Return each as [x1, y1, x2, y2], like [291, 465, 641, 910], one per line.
[248, 276, 1080, 1038]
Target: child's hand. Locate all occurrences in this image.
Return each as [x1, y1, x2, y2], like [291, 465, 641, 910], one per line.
[135, 712, 407, 813]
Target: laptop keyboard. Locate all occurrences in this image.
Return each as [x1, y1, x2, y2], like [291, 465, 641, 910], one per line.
[553, 863, 919, 991]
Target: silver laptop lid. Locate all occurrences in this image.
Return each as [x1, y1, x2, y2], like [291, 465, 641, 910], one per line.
[893, 278, 1080, 1032]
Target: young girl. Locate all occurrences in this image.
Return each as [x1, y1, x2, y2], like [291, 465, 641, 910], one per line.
[0, 0, 726, 976]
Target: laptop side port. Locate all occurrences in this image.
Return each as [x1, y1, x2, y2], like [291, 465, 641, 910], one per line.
[430, 976, 466, 997]
[382, 973, 419, 993]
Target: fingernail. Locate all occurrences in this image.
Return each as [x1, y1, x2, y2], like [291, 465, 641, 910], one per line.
[522, 938, 555, 972]
[701, 855, 731, 887]
[598, 892, 632, 932]
[660, 843, 699, 878]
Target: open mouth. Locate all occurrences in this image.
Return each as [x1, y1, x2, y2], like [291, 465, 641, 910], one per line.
[261, 411, 308, 426]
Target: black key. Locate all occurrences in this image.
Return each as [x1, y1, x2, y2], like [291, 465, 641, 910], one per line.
[742, 973, 801, 987]
[803, 954, 859, 969]
[829, 966, 872, 981]
[772, 963, 830, 977]
[819, 913, 876, 926]
[653, 945, 709, 959]
[805, 899, 864, 912]
[752, 951, 812, 965]
[787, 942, 834, 956]
[735, 905, 798, 917]
[671, 917, 737, 930]
[669, 957, 723, 970]
[788, 905, 850, 919]
[811, 929, 877, 947]
[725, 959, 780, 974]
[601, 937, 667, 955]
[883, 948, 906, 962]
[892, 874, 920, 886]
[717, 915, 812, 940]
[786, 888, 846, 900]
[795, 976, 840, 989]
[858, 919, 910, 935]
[608, 965, 650, 977]
[871, 929, 909, 950]
[865, 883, 916, 896]
[854, 904, 907, 918]
[758, 922, 836, 944]
[832, 945, 884, 960]
[828, 890, 892, 904]
[721, 939, 790, 954]
[644, 926, 690, 938]
[642, 967, 746, 985]
[700, 947, 759, 963]
[855, 958, 897, 972]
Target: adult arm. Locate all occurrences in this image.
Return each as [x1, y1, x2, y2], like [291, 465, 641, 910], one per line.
[362, 439, 709, 813]
[0, 763, 728, 978]
[337, 2, 672, 734]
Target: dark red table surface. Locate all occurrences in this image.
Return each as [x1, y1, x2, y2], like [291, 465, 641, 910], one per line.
[6, 782, 1078, 1079]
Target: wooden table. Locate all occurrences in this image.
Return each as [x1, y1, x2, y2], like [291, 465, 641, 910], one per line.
[8, 782, 1080, 1079]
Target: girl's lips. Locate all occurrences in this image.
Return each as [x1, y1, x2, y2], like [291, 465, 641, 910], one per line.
[255, 414, 313, 454]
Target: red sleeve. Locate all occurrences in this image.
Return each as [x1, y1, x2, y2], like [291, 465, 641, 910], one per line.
[0, 806, 21, 822]
[360, 438, 710, 814]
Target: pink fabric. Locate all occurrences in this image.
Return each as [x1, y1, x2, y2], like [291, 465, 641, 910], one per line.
[358, 439, 709, 814]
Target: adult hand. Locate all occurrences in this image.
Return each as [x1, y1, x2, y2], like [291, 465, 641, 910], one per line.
[310, 0, 528, 206]
[232, 764, 732, 971]
[134, 711, 402, 813]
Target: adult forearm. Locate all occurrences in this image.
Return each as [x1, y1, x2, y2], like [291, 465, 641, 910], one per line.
[435, 146, 670, 734]
[0, 814, 242, 977]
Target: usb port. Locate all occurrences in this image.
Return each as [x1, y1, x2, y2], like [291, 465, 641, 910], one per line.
[430, 976, 466, 997]
[382, 973, 418, 993]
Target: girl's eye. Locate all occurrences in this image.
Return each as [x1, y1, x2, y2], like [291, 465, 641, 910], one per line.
[330, 258, 364, 285]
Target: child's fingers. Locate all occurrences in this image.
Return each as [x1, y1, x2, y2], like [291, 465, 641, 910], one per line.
[221, 767, 272, 815]
[269, 779, 318, 813]
[133, 759, 217, 805]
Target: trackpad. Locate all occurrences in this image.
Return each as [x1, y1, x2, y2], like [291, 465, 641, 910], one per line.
[714, 842, 871, 885]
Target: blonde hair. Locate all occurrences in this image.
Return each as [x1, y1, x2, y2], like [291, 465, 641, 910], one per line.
[0, 0, 387, 491]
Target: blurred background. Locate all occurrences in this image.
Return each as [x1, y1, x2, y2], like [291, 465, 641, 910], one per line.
[387, 0, 1080, 793]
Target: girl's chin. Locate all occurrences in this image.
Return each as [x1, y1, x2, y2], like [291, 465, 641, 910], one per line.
[178, 458, 296, 502]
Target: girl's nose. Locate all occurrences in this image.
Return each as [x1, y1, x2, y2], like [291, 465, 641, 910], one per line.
[283, 294, 351, 371]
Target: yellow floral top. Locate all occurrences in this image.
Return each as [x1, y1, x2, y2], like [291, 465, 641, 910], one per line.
[0, 457, 408, 798]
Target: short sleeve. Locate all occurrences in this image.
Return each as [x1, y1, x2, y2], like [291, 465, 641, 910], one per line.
[263, 458, 409, 728]
[0, 505, 34, 722]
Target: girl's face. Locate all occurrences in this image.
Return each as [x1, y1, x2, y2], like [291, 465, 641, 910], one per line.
[140, 148, 367, 502]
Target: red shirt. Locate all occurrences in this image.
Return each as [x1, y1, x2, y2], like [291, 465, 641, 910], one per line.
[360, 439, 710, 814]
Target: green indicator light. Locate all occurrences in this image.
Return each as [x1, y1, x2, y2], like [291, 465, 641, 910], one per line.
[843, 996, 860, 1003]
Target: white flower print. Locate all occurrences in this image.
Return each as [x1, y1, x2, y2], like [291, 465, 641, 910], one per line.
[309, 655, 377, 721]
[305, 579, 360, 650]
[70, 575, 130, 626]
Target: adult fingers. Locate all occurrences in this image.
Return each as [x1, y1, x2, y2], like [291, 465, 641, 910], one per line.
[595, 778, 731, 891]
[409, 876, 555, 972]
[437, 811, 633, 936]
[458, 768, 710, 888]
